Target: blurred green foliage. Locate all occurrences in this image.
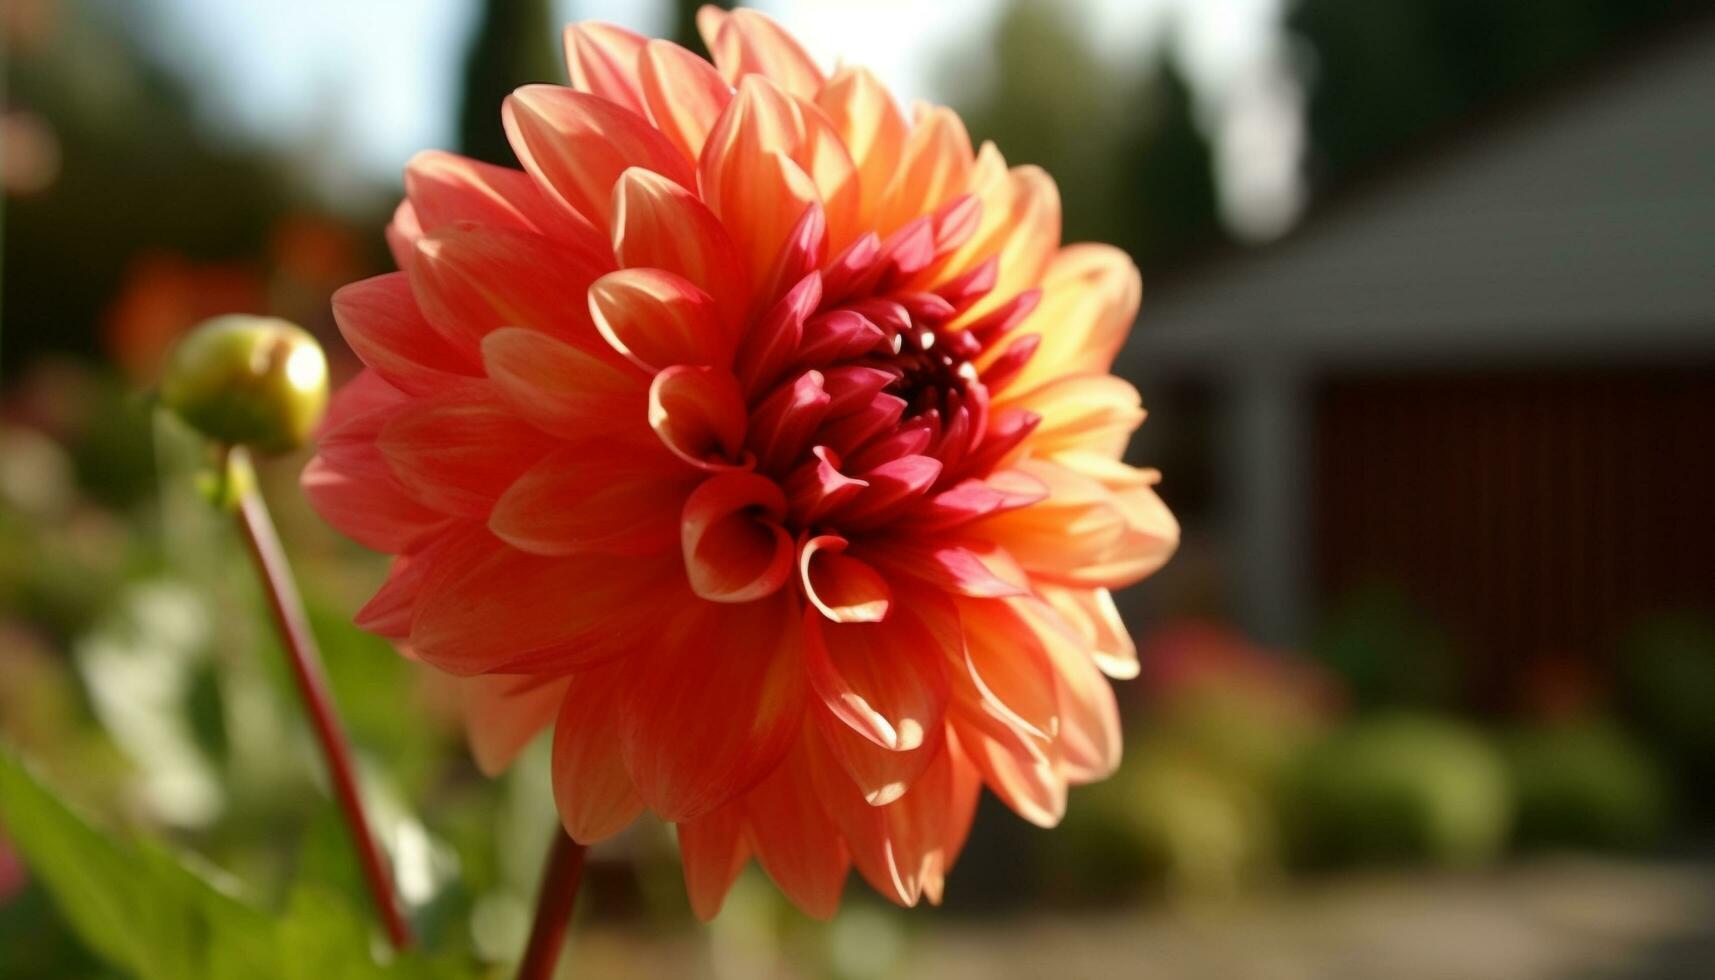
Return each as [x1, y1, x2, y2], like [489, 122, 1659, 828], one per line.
[1503, 721, 1669, 852]
[1287, 713, 1513, 869]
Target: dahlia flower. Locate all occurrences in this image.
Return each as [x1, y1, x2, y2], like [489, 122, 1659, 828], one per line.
[305, 7, 1177, 919]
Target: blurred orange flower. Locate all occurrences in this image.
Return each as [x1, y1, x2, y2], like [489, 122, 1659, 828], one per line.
[305, 7, 1176, 918]
[103, 253, 265, 383]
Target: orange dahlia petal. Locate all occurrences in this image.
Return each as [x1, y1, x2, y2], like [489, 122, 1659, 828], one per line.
[504, 85, 693, 233]
[648, 365, 750, 471]
[464, 672, 570, 777]
[619, 591, 805, 821]
[489, 444, 693, 557]
[590, 267, 732, 371]
[699, 7, 825, 101]
[481, 326, 647, 441]
[551, 668, 645, 842]
[637, 40, 733, 167]
[404, 149, 587, 244]
[611, 167, 749, 326]
[410, 223, 612, 357]
[562, 22, 649, 117]
[680, 472, 795, 603]
[740, 729, 849, 920]
[676, 804, 750, 922]
[333, 273, 474, 394]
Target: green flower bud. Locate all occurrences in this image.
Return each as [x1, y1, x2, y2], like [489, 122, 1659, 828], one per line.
[159, 315, 329, 453]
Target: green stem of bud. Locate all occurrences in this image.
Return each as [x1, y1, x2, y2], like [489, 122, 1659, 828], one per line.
[228, 447, 414, 950]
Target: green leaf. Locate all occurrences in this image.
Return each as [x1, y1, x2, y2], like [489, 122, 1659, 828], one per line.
[0, 746, 476, 979]
[0, 745, 274, 979]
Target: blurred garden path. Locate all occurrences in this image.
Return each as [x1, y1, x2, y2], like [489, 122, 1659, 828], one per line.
[900, 856, 1715, 980]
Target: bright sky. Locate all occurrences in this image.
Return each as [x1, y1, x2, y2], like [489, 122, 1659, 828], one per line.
[149, 0, 1300, 235]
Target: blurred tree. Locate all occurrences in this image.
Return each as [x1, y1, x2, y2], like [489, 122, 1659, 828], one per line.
[949, 0, 1222, 277]
[671, 0, 734, 54]
[457, 0, 560, 166]
[1290, 0, 1705, 188]
[1, 1, 296, 375]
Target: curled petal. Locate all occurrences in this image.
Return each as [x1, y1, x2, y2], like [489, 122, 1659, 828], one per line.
[649, 366, 750, 471]
[590, 267, 730, 370]
[681, 472, 794, 603]
[955, 597, 1060, 741]
[815, 732, 960, 908]
[799, 534, 891, 623]
[1013, 597, 1123, 784]
[952, 711, 1066, 829]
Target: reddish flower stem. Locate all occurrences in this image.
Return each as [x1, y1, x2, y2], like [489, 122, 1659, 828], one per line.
[516, 829, 588, 980]
[231, 452, 414, 950]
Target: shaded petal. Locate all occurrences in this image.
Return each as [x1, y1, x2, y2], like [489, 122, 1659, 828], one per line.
[815, 731, 958, 908]
[409, 531, 676, 675]
[804, 598, 952, 756]
[489, 444, 693, 556]
[741, 729, 849, 920]
[464, 673, 570, 776]
[1012, 597, 1123, 784]
[552, 667, 646, 843]
[677, 804, 750, 922]
[951, 712, 1066, 829]
[481, 327, 648, 441]
[620, 591, 806, 820]
[376, 383, 556, 519]
[954, 596, 1060, 742]
[1039, 584, 1138, 680]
